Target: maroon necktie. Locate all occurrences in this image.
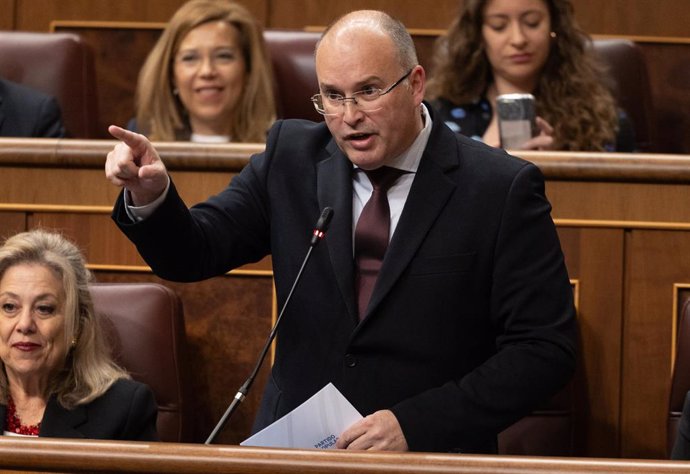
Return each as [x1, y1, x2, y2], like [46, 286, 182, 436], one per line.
[354, 166, 405, 319]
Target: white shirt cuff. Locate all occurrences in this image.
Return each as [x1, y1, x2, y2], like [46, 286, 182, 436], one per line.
[124, 177, 171, 222]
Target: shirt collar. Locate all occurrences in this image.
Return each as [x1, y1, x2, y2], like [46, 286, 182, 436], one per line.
[190, 133, 231, 143]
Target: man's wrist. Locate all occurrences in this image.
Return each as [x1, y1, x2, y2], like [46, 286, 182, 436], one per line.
[125, 177, 171, 222]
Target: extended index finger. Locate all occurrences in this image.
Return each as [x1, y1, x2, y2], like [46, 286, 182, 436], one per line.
[108, 125, 151, 157]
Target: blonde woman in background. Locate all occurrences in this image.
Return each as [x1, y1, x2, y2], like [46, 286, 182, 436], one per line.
[131, 0, 276, 143]
[0, 230, 158, 440]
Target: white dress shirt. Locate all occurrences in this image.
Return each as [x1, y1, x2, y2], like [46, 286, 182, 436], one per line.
[351, 103, 432, 244]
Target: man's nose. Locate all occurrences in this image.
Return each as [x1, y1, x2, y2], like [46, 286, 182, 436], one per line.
[341, 99, 364, 124]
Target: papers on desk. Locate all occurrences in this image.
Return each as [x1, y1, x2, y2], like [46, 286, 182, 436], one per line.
[241, 383, 362, 449]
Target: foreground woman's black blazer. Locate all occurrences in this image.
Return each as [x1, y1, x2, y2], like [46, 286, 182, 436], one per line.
[0, 378, 158, 441]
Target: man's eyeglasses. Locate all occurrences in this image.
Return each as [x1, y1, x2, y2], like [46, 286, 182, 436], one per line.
[311, 69, 413, 116]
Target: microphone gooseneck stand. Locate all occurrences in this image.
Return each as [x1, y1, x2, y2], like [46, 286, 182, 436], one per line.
[205, 207, 334, 444]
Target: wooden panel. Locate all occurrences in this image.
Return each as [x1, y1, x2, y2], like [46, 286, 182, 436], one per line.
[571, 0, 690, 37]
[546, 181, 690, 223]
[267, 0, 690, 36]
[1, 166, 121, 205]
[28, 212, 144, 265]
[622, 230, 690, 458]
[268, 0, 460, 30]
[0, 0, 15, 30]
[557, 227, 624, 457]
[9, 0, 690, 38]
[1, 437, 690, 474]
[0, 139, 261, 207]
[0, 211, 26, 238]
[26, 209, 269, 267]
[15, 0, 268, 32]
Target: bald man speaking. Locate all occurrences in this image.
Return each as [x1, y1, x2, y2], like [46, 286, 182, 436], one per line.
[105, 10, 577, 453]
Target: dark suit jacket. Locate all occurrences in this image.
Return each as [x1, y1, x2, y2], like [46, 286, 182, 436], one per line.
[0, 378, 158, 441]
[113, 108, 577, 452]
[0, 78, 64, 138]
[672, 391, 690, 459]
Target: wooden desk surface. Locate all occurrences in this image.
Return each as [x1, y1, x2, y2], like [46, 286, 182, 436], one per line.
[2, 138, 690, 181]
[0, 437, 689, 474]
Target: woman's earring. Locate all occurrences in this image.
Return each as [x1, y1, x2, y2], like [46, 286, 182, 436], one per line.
[70, 338, 77, 348]
[173, 87, 179, 95]
[550, 31, 557, 39]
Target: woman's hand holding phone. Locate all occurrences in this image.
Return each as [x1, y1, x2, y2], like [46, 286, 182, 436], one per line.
[521, 117, 555, 150]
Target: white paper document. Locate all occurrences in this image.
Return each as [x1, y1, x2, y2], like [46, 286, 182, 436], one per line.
[240, 383, 362, 449]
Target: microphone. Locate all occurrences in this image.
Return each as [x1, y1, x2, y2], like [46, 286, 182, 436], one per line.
[205, 206, 334, 444]
[311, 206, 334, 245]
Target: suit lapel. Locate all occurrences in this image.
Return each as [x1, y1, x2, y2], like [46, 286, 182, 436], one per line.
[39, 397, 87, 438]
[317, 141, 358, 322]
[363, 120, 460, 320]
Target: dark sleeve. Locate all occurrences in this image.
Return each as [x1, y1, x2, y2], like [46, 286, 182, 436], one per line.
[392, 163, 578, 453]
[35, 95, 65, 138]
[112, 123, 278, 282]
[122, 381, 159, 441]
[672, 391, 690, 460]
[614, 109, 636, 152]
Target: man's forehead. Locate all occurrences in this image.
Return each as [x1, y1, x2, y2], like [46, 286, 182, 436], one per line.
[316, 29, 394, 68]
[318, 19, 393, 54]
[315, 19, 399, 88]
[316, 53, 395, 91]
[322, 11, 385, 39]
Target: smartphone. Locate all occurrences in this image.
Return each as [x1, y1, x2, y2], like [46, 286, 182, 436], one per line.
[496, 93, 537, 149]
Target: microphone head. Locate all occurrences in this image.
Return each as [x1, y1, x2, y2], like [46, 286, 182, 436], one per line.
[315, 207, 334, 232]
[311, 207, 334, 245]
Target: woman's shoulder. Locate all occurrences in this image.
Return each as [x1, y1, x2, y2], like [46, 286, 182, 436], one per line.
[429, 96, 492, 140]
[73, 378, 158, 441]
[91, 377, 155, 409]
[107, 377, 153, 397]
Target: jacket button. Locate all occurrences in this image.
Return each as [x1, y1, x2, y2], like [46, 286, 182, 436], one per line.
[344, 354, 357, 367]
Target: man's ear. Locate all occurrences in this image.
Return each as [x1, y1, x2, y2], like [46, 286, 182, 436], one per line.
[410, 65, 426, 104]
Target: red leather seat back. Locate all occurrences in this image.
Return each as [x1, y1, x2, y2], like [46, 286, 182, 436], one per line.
[264, 30, 322, 122]
[668, 297, 690, 455]
[90, 283, 193, 442]
[593, 38, 656, 152]
[0, 31, 99, 138]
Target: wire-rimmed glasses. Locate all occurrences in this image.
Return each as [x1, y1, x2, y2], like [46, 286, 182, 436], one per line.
[310, 68, 413, 116]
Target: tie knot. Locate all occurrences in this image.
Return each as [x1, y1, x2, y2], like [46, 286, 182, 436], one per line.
[363, 166, 406, 192]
